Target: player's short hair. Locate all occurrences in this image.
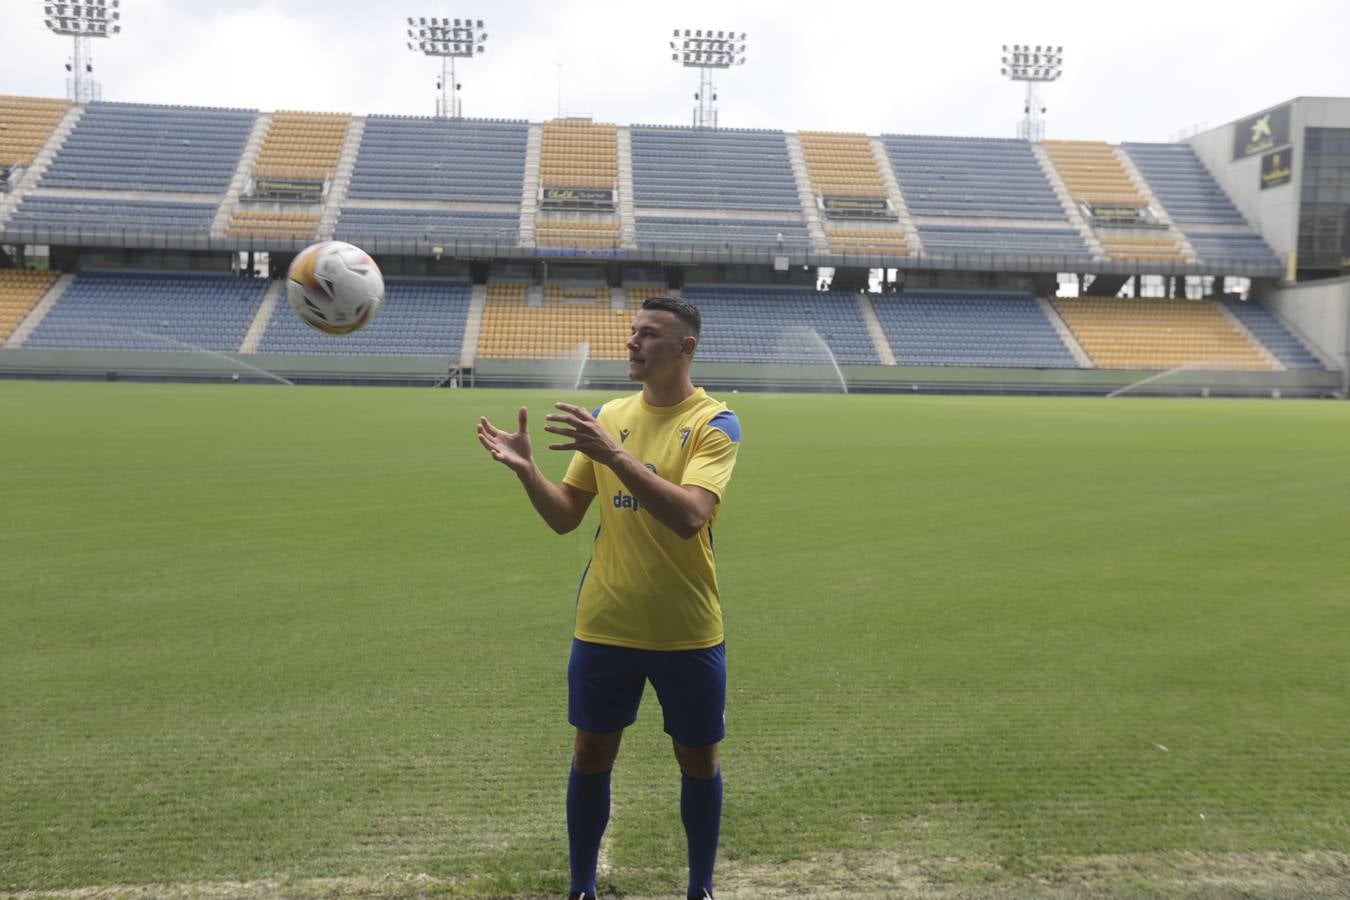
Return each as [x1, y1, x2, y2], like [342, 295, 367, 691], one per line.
[641, 296, 701, 339]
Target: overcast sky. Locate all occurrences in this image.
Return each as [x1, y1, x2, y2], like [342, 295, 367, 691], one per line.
[3, 0, 1347, 142]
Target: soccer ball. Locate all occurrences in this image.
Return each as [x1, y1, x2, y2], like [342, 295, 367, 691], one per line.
[286, 241, 384, 335]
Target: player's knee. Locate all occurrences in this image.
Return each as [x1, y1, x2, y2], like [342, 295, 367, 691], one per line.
[673, 740, 719, 779]
[573, 729, 621, 773]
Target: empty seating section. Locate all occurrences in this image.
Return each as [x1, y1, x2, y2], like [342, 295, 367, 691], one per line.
[883, 135, 1064, 219]
[0, 96, 68, 167]
[626, 285, 669, 305]
[40, 101, 255, 192]
[8, 196, 217, 235]
[0, 269, 58, 342]
[799, 131, 887, 198]
[1122, 143, 1246, 225]
[335, 208, 518, 244]
[477, 282, 633, 359]
[824, 228, 908, 254]
[1184, 231, 1281, 266]
[535, 218, 620, 249]
[635, 216, 811, 251]
[346, 117, 527, 202]
[873, 291, 1077, 368]
[1052, 297, 1272, 370]
[1041, 141, 1143, 206]
[680, 286, 879, 364]
[258, 279, 470, 355]
[1218, 299, 1324, 369]
[917, 224, 1091, 259]
[252, 111, 349, 182]
[225, 209, 320, 239]
[1097, 233, 1185, 262]
[24, 272, 265, 351]
[540, 119, 617, 189]
[629, 126, 799, 211]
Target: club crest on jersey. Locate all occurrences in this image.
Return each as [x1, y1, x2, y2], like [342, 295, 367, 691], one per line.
[679, 427, 692, 448]
[620, 428, 630, 443]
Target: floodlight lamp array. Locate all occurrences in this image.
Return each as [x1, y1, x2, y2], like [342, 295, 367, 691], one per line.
[405, 15, 487, 56]
[42, 0, 122, 36]
[1000, 43, 1063, 81]
[669, 28, 748, 68]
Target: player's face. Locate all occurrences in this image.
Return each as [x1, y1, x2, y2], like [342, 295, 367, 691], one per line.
[627, 309, 691, 381]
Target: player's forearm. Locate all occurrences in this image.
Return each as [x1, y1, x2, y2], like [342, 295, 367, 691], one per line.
[516, 462, 582, 534]
[606, 449, 706, 540]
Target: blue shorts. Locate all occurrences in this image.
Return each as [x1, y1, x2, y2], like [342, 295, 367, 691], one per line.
[567, 638, 726, 747]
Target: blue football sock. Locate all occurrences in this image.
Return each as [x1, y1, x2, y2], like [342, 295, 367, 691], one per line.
[681, 771, 723, 899]
[567, 766, 611, 895]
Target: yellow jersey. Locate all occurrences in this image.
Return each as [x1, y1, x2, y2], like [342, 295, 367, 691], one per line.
[562, 387, 741, 651]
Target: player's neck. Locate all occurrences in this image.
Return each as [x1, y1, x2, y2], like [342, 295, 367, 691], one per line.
[641, 370, 696, 408]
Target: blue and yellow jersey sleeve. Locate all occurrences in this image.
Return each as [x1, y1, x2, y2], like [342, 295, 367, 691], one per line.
[682, 410, 741, 499]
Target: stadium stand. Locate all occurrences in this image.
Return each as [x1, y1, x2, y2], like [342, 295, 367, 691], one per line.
[680, 286, 879, 364]
[1218, 298, 1325, 370]
[334, 208, 519, 244]
[1183, 231, 1282, 266]
[872, 291, 1078, 368]
[626, 285, 671, 305]
[345, 116, 528, 203]
[535, 218, 620, 249]
[0, 96, 69, 167]
[1096, 233, 1185, 263]
[629, 126, 801, 211]
[251, 111, 349, 182]
[225, 209, 320, 240]
[8, 196, 218, 235]
[0, 269, 58, 342]
[1051, 297, 1273, 370]
[798, 131, 888, 198]
[634, 216, 812, 251]
[476, 282, 634, 359]
[882, 135, 1065, 219]
[916, 224, 1092, 259]
[23, 271, 266, 351]
[823, 227, 908, 254]
[1040, 140, 1144, 207]
[1121, 143, 1247, 225]
[540, 119, 618, 190]
[39, 101, 256, 193]
[258, 278, 470, 356]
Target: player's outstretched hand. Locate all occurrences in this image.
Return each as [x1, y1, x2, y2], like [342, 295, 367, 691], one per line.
[544, 402, 621, 464]
[478, 406, 534, 474]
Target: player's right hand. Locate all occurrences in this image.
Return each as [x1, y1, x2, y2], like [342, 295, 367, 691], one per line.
[477, 406, 534, 473]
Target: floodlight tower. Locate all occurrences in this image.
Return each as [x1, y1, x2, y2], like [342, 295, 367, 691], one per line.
[1000, 43, 1063, 141]
[405, 16, 488, 119]
[670, 28, 747, 129]
[41, 0, 123, 104]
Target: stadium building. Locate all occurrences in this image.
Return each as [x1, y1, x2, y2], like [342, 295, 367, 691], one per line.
[0, 91, 1346, 396]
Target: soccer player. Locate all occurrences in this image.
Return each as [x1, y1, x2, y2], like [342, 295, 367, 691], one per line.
[476, 296, 741, 900]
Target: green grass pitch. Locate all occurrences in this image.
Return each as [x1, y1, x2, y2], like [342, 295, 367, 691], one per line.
[1, 381, 1347, 897]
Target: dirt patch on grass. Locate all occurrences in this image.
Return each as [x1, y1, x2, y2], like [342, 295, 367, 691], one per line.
[5, 852, 1348, 899]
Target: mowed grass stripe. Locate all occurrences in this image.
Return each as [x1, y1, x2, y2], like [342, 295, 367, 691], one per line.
[0, 382, 1346, 894]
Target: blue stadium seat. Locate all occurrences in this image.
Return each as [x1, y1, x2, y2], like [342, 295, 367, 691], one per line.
[629, 126, 801, 212]
[872, 291, 1079, 368]
[8, 196, 217, 236]
[40, 101, 255, 193]
[680, 286, 879, 364]
[335, 208, 519, 244]
[23, 271, 266, 351]
[1218, 299, 1324, 370]
[882, 135, 1066, 220]
[258, 279, 471, 356]
[916, 224, 1092, 260]
[634, 216, 811, 252]
[346, 117, 528, 203]
[1122, 143, 1247, 226]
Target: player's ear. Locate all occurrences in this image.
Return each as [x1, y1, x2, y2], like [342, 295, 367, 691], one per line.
[681, 335, 697, 358]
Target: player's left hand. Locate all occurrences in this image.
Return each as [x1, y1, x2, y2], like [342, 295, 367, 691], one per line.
[543, 402, 622, 464]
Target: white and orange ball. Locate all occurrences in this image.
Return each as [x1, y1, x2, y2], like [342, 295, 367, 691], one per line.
[285, 241, 384, 335]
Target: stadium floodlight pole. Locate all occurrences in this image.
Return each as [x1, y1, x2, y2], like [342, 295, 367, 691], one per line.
[1000, 43, 1063, 141]
[405, 16, 488, 119]
[41, 0, 123, 104]
[670, 28, 747, 129]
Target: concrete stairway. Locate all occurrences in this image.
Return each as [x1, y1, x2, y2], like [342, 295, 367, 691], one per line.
[211, 112, 272, 238]
[318, 116, 366, 240]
